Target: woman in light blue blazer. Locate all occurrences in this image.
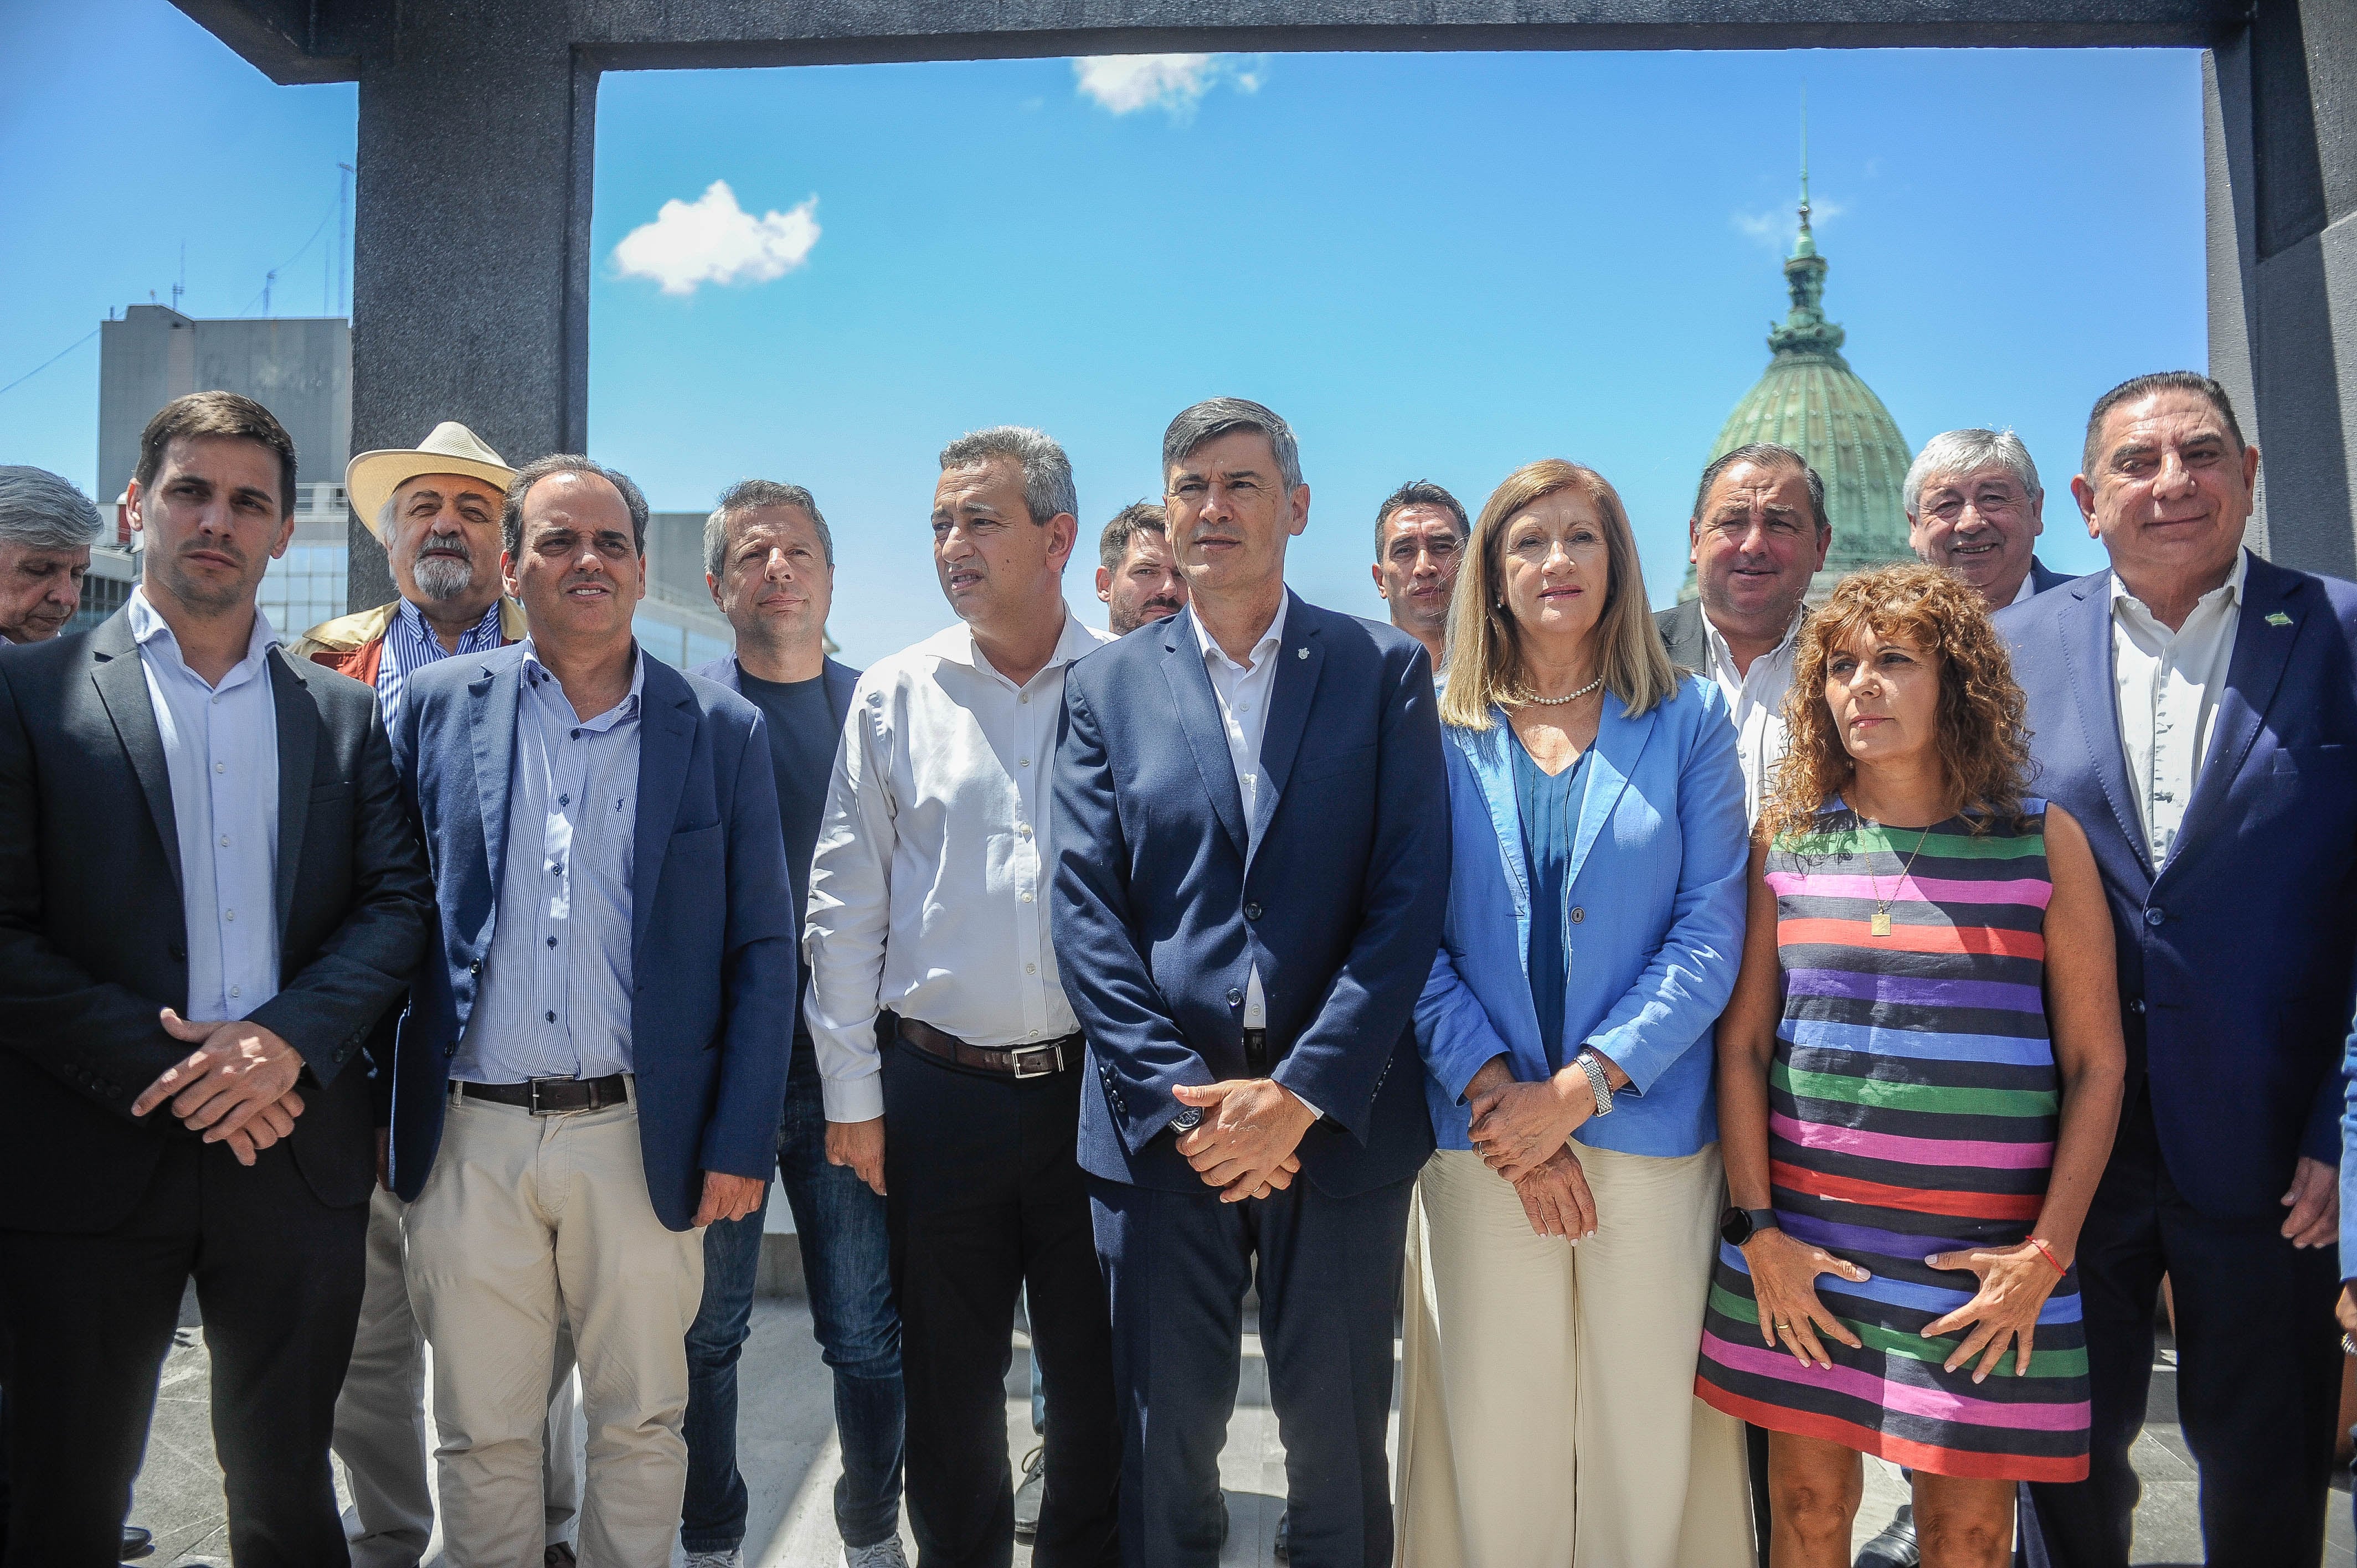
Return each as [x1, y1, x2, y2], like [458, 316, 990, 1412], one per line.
[1393, 459, 1753, 1568]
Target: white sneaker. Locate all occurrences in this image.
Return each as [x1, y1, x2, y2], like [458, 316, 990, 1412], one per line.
[682, 1551, 743, 1568]
[845, 1538, 910, 1568]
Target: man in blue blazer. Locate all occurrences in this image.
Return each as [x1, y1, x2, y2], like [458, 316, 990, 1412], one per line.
[1996, 373, 2357, 1568]
[1905, 425, 2077, 612]
[1052, 399, 1448, 1568]
[389, 455, 797, 1567]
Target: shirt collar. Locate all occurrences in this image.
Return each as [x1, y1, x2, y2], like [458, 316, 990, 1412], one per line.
[2109, 547, 2248, 622]
[1699, 600, 1804, 679]
[395, 595, 504, 649]
[1193, 592, 1290, 675]
[927, 604, 1100, 685]
[127, 586, 280, 687]
[518, 637, 645, 730]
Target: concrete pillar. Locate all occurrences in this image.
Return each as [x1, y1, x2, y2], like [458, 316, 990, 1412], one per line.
[2207, 0, 2357, 578]
[346, 2, 596, 611]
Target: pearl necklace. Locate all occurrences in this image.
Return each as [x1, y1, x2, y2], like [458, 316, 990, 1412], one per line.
[1523, 677, 1604, 706]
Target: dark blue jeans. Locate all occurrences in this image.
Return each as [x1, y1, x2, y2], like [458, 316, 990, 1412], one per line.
[683, 1036, 904, 1553]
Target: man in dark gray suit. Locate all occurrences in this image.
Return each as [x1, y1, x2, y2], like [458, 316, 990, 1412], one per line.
[0, 391, 433, 1567]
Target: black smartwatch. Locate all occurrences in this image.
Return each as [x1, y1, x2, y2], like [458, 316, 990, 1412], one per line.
[1720, 1206, 1780, 1246]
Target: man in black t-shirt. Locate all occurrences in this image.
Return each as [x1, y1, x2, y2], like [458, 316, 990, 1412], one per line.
[684, 481, 898, 1568]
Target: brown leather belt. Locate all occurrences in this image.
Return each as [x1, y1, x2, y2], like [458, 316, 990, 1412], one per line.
[893, 1014, 1079, 1080]
[457, 1074, 630, 1115]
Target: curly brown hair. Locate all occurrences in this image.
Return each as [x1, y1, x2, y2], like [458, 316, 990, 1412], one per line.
[1759, 562, 2034, 843]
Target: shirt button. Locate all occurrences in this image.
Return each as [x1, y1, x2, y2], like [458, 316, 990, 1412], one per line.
[218, 834, 230, 847]
[559, 793, 570, 807]
[223, 909, 235, 921]
[1017, 824, 1032, 839]
[571, 729, 581, 740]
[1026, 963, 1038, 975]
[547, 936, 558, 948]
[1020, 695, 1029, 704]
[545, 1010, 556, 1023]
[214, 761, 225, 774]
[1020, 891, 1035, 904]
[1019, 758, 1030, 768]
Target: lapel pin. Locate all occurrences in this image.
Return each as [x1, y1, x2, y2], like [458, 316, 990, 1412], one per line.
[1295, 647, 1308, 659]
[2266, 611, 2293, 627]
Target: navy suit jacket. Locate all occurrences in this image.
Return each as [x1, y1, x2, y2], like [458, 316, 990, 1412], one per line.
[1997, 551, 2357, 1218]
[1051, 593, 1449, 1198]
[389, 644, 799, 1231]
[2026, 554, 2075, 596]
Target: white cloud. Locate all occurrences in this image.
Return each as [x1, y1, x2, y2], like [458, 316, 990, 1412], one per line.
[1073, 53, 1263, 117]
[611, 180, 821, 296]
[1732, 195, 1846, 252]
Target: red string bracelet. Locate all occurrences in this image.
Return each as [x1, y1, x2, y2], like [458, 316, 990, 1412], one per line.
[2029, 1237, 2067, 1276]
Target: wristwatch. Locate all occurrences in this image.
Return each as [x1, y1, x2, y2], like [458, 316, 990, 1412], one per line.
[1572, 1050, 1614, 1117]
[1720, 1206, 1780, 1246]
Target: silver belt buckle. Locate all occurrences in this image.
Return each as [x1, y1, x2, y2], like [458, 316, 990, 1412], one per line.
[1010, 1043, 1062, 1080]
[527, 1077, 560, 1116]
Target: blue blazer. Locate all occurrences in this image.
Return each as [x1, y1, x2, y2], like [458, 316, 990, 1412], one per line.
[1995, 552, 2357, 1222]
[1051, 592, 1449, 1198]
[1414, 677, 1748, 1158]
[2026, 555, 2076, 597]
[389, 645, 799, 1231]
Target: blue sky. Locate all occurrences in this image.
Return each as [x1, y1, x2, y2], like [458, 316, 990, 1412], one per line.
[3, 2, 2206, 665]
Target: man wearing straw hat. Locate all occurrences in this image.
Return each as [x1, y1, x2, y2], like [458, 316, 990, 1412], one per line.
[295, 423, 583, 1568]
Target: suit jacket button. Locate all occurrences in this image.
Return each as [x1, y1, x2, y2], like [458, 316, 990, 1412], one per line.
[470, 961, 482, 974]
[1244, 902, 1263, 921]
[2127, 998, 2146, 1015]
[1226, 987, 1243, 1006]
[1571, 906, 1585, 924]
[2144, 906, 2165, 927]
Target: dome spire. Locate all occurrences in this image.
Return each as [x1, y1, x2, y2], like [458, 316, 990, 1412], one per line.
[1769, 86, 1844, 359]
[1794, 87, 1815, 258]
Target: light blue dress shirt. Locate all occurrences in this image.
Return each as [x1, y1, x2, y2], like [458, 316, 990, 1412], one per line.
[127, 587, 282, 1024]
[454, 641, 645, 1084]
[376, 596, 504, 737]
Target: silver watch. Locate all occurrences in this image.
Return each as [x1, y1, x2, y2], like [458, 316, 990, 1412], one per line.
[1574, 1051, 1614, 1116]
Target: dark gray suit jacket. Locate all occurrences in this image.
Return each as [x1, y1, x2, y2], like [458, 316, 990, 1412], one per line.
[0, 610, 433, 1232]
[1654, 599, 1713, 672]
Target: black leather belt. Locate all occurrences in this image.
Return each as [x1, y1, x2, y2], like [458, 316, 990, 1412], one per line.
[894, 1014, 1078, 1080]
[458, 1074, 630, 1115]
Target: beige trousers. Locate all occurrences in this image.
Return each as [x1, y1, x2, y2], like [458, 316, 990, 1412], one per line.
[335, 1184, 584, 1566]
[1394, 1145, 1753, 1568]
[405, 1087, 704, 1568]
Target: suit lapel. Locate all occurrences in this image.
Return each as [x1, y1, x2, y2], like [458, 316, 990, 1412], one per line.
[88, 613, 183, 892]
[467, 658, 520, 895]
[1566, 696, 1654, 891]
[824, 657, 857, 733]
[1160, 609, 1248, 859]
[1458, 720, 1530, 914]
[632, 667, 697, 964]
[2059, 574, 2152, 881]
[267, 649, 317, 938]
[2167, 555, 2299, 875]
[1247, 594, 1321, 860]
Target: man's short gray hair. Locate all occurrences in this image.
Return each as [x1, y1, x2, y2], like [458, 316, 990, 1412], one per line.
[1904, 429, 2043, 520]
[1162, 398, 1303, 493]
[0, 466, 104, 553]
[704, 479, 835, 579]
[938, 427, 1077, 527]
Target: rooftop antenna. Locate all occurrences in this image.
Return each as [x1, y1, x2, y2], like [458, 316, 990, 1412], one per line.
[264, 269, 276, 317]
[172, 243, 185, 313]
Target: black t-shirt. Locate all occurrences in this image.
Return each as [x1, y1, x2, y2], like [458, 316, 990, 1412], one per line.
[734, 664, 840, 1038]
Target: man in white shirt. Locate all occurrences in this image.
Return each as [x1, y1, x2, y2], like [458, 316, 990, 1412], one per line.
[1653, 442, 1829, 824]
[805, 426, 1119, 1568]
[1999, 371, 2357, 1568]
[1904, 427, 2073, 611]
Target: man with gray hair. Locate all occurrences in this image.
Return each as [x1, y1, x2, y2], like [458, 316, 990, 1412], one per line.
[680, 481, 902, 1568]
[1905, 427, 2073, 611]
[0, 465, 101, 645]
[806, 427, 1120, 1566]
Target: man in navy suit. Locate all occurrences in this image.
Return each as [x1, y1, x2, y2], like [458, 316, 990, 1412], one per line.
[1996, 373, 2357, 1568]
[388, 454, 797, 1568]
[1905, 426, 2076, 610]
[1052, 398, 1448, 1568]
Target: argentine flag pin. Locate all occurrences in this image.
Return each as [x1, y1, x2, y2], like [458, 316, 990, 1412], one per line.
[1296, 647, 1308, 659]
[2267, 611, 2293, 627]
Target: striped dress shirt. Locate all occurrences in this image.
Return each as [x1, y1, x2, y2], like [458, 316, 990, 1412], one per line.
[375, 597, 505, 737]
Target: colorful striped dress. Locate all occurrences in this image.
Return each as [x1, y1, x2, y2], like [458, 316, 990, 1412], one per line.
[1693, 803, 2091, 1482]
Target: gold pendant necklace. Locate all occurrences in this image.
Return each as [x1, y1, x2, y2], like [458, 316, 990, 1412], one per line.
[1866, 819, 1937, 937]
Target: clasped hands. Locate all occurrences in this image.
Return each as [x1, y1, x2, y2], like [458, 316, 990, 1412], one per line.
[1464, 1056, 1600, 1240]
[129, 1007, 307, 1165]
[1173, 1078, 1314, 1203]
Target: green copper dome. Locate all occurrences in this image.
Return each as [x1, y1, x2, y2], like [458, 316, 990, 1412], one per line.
[1681, 180, 1914, 602]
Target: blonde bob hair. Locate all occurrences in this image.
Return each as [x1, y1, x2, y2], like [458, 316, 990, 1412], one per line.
[1438, 459, 1680, 729]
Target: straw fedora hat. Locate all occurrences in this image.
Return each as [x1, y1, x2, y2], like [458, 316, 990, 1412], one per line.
[346, 421, 516, 540]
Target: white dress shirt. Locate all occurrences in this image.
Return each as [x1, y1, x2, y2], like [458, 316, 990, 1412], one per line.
[1701, 606, 1804, 827]
[2109, 549, 2247, 868]
[804, 609, 1113, 1122]
[1192, 596, 1289, 1028]
[128, 588, 282, 1023]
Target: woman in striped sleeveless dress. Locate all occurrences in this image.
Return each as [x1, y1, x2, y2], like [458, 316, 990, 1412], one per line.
[1694, 564, 2126, 1567]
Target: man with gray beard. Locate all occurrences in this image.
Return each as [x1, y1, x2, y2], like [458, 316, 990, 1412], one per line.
[291, 423, 581, 1568]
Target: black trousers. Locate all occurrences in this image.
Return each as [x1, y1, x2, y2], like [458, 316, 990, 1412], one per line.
[2028, 1091, 2341, 1568]
[0, 1134, 367, 1568]
[882, 1036, 1120, 1568]
[1090, 1170, 1416, 1568]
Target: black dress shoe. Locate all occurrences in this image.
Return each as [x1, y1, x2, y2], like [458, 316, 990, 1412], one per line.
[1273, 1507, 1289, 1561]
[119, 1524, 155, 1561]
[1854, 1503, 1918, 1568]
